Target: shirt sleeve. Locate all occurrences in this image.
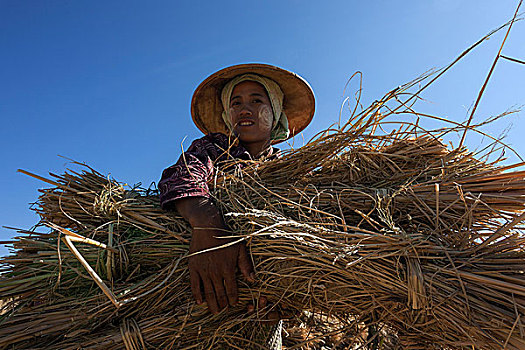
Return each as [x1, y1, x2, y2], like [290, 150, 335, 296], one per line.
[158, 134, 227, 210]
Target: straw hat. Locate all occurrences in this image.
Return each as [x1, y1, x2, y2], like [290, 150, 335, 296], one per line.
[191, 63, 315, 142]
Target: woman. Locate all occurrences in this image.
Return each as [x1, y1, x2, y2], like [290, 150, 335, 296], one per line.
[158, 63, 315, 347]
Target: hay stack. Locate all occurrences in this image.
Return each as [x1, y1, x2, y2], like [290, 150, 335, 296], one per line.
[2, 55, 525, 349]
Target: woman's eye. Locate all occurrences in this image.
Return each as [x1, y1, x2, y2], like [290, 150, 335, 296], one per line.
[253, 99, 262, 103]
[231, 101, 240, 106]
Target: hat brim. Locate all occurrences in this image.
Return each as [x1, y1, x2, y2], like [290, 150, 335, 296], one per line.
[191, 63, 315, 144]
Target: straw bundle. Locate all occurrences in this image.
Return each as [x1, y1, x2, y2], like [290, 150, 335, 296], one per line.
[3, 99, 525, 349]
[2, 22, 525, 349]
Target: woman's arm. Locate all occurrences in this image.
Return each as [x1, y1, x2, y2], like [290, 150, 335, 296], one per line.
[159, 134, 256, 314]
[174, 196, 254, 314]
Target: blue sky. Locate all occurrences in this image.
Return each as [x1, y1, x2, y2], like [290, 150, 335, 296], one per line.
[1, 1, 524, 256]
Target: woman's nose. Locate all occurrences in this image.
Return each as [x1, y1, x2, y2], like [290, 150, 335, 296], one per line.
[239, 104, 252, 116]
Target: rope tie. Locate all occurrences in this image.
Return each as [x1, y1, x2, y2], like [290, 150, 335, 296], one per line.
[94, 181, 125, 217]
[374, 188, 427, 310]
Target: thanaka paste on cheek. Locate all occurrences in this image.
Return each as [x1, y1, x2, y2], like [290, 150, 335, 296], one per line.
[258, 105, 273, 133]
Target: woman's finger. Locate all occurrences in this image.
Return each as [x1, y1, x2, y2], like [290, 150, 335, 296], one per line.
[224, 274, 238, 306]
[212, 276, 229, 310]
[264, 310, 280, 325]
[259, 296, 267, 309]
[237, 244, 255, 282]
[247, 303, 255, 314]
[189, 269, 203, 304]
[202, 277, 219, 314]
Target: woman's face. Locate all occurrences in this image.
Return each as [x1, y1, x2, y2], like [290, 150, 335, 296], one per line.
[229, 81, 273, 145]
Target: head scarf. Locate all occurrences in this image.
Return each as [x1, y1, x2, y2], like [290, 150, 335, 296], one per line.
[220, 74, 289, 141]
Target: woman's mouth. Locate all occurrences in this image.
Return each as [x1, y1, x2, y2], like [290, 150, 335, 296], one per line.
[238, 120, 255, 126]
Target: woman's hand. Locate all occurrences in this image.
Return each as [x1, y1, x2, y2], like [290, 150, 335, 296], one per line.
[247, 296, 281, 325]
[175, 197, 255, 314]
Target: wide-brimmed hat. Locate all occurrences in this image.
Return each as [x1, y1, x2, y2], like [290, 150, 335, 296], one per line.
[191, 63, 315, 142]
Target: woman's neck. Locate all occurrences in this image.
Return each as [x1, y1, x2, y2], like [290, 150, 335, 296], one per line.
[241, 140, 272, 159]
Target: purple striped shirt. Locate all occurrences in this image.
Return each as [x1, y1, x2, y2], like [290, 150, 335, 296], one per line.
[159, 133, 279, 209]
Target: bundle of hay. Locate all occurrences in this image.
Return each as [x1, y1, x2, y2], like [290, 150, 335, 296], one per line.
[2, 29, 525, 348]
[3, 100, 525, 349]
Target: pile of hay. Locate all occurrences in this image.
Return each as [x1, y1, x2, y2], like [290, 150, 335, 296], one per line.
[3, 99, 525, 349]
[2, 27, 525, 349]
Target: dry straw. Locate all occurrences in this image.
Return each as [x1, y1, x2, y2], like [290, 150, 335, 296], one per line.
[2, 13, 525, 350]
